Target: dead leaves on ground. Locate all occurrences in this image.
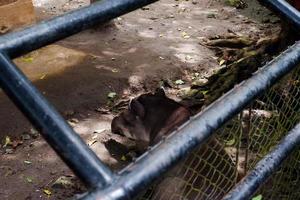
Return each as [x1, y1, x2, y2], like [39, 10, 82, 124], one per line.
[95, 90, 130, 115]
[1, 129, 39, 154]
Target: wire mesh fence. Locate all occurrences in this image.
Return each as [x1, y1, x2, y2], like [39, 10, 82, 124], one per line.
[139, 65, 300, 200]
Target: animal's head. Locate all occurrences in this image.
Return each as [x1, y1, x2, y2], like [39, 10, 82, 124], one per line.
[111, 96, 150, 146]
[111, 89, 191, 151]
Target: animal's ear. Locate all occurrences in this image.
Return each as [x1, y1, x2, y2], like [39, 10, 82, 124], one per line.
[129, 98, 145, 118]
[155, 87, 166, 97]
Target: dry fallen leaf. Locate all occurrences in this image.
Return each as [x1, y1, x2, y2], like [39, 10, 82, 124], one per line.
[43, 189, 52, 196]
[3, 136, 12, 147]
[92, 135, 98, 139]
[175, 79, 185, 85]
[181, 32, 190, 39]
[40, 74, 46, 80]
[24, 160, 32, 165]
[5, 170, 13, 176]
[22, 56, 34, 63]
[5, 148, 14, 154]
[88, 140, 98, 146]
[69, 118, 79, 123]
[111, 68, 119, 73]
[26, 177, 33, 183]
[52, 176, 74, 189]
[93, 129, 105, 134]
[95, 107, 110, 114]
[121, 155, 127, 161]
[185, 55, 192, 60]
[219, 59, 226, 66]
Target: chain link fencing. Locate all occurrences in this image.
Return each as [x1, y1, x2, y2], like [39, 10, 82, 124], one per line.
[139, 65, 300, 200]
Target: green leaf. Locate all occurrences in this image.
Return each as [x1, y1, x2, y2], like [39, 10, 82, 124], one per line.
[225, 138, 236, 146]
[252, 195, 263, 200]
[202, 90, 209, 95]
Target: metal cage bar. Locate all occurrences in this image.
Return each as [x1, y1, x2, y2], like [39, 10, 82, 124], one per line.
[0, 0, 158, 59]
[222, 123, 300, 200]
[0, 52, 114, 188]
[0, 0, 158, 190]
[0, 0, 299, 199]
[78, 42, 300, 200]
[261, 0, 300, 29]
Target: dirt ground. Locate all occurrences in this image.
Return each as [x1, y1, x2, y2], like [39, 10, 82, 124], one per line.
[0, 0, 279, 199]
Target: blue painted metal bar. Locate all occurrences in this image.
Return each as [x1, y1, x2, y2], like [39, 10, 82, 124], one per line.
[261, 0, 300, 29]
[222, 123, 300, 200]
[78, 41, 300, 200]
[0, 0, 298, 199]
[0, 52, 114, 188]
[0, 0, 158, 58]
[0, 0, 159, 190]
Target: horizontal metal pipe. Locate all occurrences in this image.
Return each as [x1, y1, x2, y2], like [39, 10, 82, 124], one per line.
[78, 41, 300, 200]
[0, 53, 114, 188]
[222, 123, 300, 200]
[261, 0, 300, 29]
[0, 0, 157, 58]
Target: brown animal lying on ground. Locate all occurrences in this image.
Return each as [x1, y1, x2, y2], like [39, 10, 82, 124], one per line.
[111, 88, 190, 152]
[111, 89, 237, 200]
